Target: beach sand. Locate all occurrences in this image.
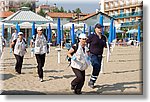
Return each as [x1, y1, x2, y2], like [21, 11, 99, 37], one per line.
[0, 45, 142, 95]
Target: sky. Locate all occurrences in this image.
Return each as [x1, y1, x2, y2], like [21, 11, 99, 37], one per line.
[36, 0, 100, 13]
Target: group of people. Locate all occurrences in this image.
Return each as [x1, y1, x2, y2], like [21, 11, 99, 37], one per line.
[10, 27, 48, 82]
[7, 23, 107, 95]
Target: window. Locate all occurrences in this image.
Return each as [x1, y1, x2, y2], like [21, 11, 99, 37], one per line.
[131, 8, 136, 15]
[114, 2, 118, 7]
[126, 0, 130, 6]
[120, 1, 124, 7]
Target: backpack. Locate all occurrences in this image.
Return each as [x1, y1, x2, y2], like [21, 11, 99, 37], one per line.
[12, 38, 27, 51]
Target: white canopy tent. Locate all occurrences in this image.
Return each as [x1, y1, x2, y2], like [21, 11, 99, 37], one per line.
[40, 23, 57, 29]
[63, 23, 82, 30]
[0, 22, 14, 28]
[19, 22, 40, 28]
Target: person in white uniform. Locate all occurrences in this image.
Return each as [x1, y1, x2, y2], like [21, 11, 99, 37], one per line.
[32, 27, 48, 82]
[10, 32, 27, 74]
[0, 33, 6, 59]
[67, 33, 90, 94]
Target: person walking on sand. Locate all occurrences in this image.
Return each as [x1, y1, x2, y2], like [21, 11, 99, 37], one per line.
[31, 27, 48, 82]
[0, 33, 6, 59]
[10, 32, 27, 74]
[67, 33, 90, 94]
[86, 23, 107, 88]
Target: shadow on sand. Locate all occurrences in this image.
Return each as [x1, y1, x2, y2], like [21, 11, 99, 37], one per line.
[85, 81, 143, 95]
[0, 73, 16, 80]
[1, 90, 46, 95]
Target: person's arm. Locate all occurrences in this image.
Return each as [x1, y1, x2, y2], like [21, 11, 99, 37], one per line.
[67, 48, 75, 58]
[103, 35, 107, 48]
[10, 40, 16, 48]
[86, 35, 92, 44]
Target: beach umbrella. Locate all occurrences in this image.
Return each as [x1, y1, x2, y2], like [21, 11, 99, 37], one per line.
[108, 18, 114, 44]
[137, 24, 141, 42]
[113, 26, 116, 40]
[47, 23, 51, 43]
[99, 15, 104, 35]
[1, 23, 4, 37]
[16, 23, 20, 33]
[57, 18, 61, 45]
[32, 22, 35, 37]
[71, 24, 75, 45]
[61, 25, 64, 41]
[88, 26, 91, 36]
[83, 23, 86, 34]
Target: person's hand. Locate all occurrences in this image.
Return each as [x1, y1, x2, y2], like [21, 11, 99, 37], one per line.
[31, 48, 34, 52]
[10, 48, 12, 53]
[86, 56, 91, 61]
[71, 55, 76, 61]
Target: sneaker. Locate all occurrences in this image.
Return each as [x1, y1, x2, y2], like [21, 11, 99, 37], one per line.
[39, 78, 43, 82]
[88, 81, 94, 88]
[74, 89, 82, 95]
[71, 85, 76, 90]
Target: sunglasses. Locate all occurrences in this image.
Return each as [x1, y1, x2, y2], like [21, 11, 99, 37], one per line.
[82, 38, 86, 40]
[38, 30, 42, 31]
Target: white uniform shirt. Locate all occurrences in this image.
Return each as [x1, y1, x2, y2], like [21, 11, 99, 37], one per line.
[34, 34, 47, 54]
[14, 38, 26, 57]
[71, 44, 90, 71]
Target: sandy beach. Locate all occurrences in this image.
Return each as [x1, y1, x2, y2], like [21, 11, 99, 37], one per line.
[0, 45, 142, 95]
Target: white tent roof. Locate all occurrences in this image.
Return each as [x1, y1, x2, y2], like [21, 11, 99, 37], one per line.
[0, 22, 14, 28]
[40, 23, 57, 29]
[19, 22, 40, 28]
[2, 7, 52, 24]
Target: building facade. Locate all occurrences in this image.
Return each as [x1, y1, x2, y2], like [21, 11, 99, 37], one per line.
[99, 0, 143, 28]
[0, 0, 37, 12]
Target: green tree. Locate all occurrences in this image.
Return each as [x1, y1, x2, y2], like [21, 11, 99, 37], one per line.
[75, 8, 82, 13]
[68, 10, 71, 13]
[52, 7, 60, 12]
[37, 9, 46, 17]
[60, 6, 64, 12]
[9, 8, 16, 12]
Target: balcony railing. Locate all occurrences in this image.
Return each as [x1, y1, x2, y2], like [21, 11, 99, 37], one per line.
[121, 21, 139, 27]
[112, 11, 143, 18]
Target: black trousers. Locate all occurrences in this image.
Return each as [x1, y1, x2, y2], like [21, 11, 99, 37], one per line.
[71, 68, 85, 90]
[35, 54, 46, 79]
[14, 54, 24, 74]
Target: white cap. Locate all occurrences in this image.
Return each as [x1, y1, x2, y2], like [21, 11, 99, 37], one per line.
[37, 26, 42, 30]
[0, 33, 2, 36]
[79, 33, 87, 39]
[18, 32, 23, 35]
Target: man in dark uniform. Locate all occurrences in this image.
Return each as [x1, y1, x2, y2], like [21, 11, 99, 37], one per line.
[86, 23, 107, 88]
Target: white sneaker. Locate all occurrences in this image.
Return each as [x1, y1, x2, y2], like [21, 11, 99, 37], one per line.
[39, 78, 43, 82]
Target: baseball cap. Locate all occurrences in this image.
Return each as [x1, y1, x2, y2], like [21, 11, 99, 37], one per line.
[18, 32, 23, 35]
[0, 33, 2, 36]
[95, 23, 103, 28]
[79, 33, 87, 39]
[37, 26, 43, 31]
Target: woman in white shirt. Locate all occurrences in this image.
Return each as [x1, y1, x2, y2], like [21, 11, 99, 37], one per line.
[32, 27, 48, 82]
[10, 32, 27, 74]
[67, 33, 90, 94]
